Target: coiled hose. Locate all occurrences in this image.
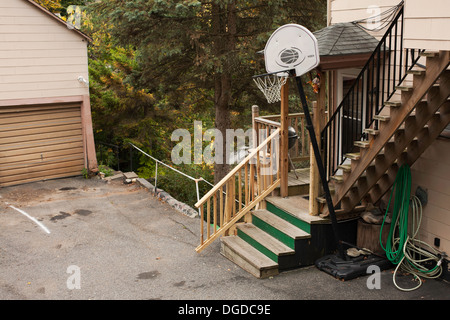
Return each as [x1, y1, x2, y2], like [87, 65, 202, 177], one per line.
[380, 164, 443, 291]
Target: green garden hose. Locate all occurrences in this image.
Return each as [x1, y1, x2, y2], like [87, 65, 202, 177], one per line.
[380, 164, 443, 291]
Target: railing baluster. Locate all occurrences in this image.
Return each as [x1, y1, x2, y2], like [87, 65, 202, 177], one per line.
[219, 186, 224, 227]
[206, 198, 211, 239]
[200, 205, 204, 245]
[238, 168, 242, 209]
[213, 193, 217, 234]
[244, 163, 249, 205]
[195, 128, 281, 252]
[319, 5, 426, 179]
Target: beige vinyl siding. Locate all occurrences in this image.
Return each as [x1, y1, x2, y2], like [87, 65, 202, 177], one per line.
[329, 0, 399, 29]
[330, 0, 450, 50]
[404, 0, 450, 51]
[411, 138, 450, 254]
[0, 0, 89, 100]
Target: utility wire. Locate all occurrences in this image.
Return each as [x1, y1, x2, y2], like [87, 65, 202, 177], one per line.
[352, 1, 404, 32]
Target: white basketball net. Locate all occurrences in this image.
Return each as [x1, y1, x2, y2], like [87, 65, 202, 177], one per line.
[253, 73, 289, 104]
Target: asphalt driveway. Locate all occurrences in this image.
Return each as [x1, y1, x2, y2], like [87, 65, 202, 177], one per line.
[0, 175, 448, 304]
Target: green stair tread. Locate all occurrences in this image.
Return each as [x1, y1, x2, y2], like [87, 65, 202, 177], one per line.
[252, 209, 310, 240]
[221, 236, 278, 270]
[265, 195, 326, 225]
[237, 223, 294, 256]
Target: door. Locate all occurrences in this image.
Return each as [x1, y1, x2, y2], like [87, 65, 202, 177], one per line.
[336, 68, 366, 163]
[0, 102, 85, 187]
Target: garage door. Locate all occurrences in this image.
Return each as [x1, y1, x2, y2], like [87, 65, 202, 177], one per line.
[0, 103, 85, 187]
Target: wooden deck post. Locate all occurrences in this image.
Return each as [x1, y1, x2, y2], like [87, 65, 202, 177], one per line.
[252, 105, 259, 149]
[309, 101, 320, 215]
[280, 79, 289, 198]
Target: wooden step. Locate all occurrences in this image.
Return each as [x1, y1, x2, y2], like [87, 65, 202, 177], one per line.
[354, 140, 370, 149]
[407, 69, 426, 76]
[220, 236, 279, 279]
[328, 53, 450, 215]
[316, 196, 327, 204]
[265, 195, 327, 226]
[252, 209, 310, 250]
[366, 103, 450, 205]
[331, 175, 344, 183]
[237, 223, 294, 260]
[420, 51, 439, 57]
[395, 85, 413, 92]
[338, 164, 351, 173]
[384, 100, 402, 108]
[373, 114, 391, 122]
[345, 153, 361, 160]
[364, 128, 380, 136]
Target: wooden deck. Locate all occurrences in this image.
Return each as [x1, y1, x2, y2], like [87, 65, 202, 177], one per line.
[268, 167, 328, 222]
[272, 167, 311, 197]
[287, 167, 310, 187]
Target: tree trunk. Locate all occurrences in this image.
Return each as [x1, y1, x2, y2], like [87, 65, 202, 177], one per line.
[212, 2, 236, 184]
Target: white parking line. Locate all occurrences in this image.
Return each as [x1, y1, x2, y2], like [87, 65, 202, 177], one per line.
[7, 203, 50, 234]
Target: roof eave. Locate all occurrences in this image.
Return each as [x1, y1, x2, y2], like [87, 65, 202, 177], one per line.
[24, 0, 92, 43]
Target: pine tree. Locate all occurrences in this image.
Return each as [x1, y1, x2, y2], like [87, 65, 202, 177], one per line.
[90, 0, 326, 182]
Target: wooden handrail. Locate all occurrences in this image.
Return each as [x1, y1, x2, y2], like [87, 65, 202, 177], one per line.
[195, 128, 281, 253]
[257, 112, 315, 167]
[195, 128, 280, 207]
[253, 117, 281, 128]
[260, 112, 306, 121]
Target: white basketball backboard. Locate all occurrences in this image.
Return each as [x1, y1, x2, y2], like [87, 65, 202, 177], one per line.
[264, 24, 320, 77]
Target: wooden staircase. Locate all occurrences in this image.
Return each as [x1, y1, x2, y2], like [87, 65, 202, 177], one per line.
[219, 191, 357, 278]
[218, 52, 450, 278]
[210, 3, 450, 279]
[322, 51, 450, 217]
[221, 208, 309, 278]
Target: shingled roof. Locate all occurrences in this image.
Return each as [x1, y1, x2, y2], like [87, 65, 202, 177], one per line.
[313, 22, 379, 57]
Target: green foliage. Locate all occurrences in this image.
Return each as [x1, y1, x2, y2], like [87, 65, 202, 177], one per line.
[81, 167, 89, 179]
[81, 0, 326, 207]
[154, 163, 214, 209]
[98, 165, 114, 177]
[89, 0, 326, 119]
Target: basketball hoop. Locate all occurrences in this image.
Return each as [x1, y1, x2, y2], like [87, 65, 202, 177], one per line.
[253, 24, 320, 104]
[253, 72, 289, 104]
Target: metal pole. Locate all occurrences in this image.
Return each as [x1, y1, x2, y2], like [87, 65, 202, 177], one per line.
[129, 146, 133, 172]
[195, 179, 201, 216]
[294, 75, 345, 260]
[154, 162, 158, 193]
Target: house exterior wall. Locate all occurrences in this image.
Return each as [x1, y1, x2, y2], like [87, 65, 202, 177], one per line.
[328, 0, 450, 256]
[0, 0, 90, 100]
[404, 0, 450, 51]
[0, 0, 97, 174]
[329, 0, 450, 50]
[328, 0, 399, 30]
[410, 138, 450, 254]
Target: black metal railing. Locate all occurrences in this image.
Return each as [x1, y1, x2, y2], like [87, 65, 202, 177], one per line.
[321, 3, 424, 179]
